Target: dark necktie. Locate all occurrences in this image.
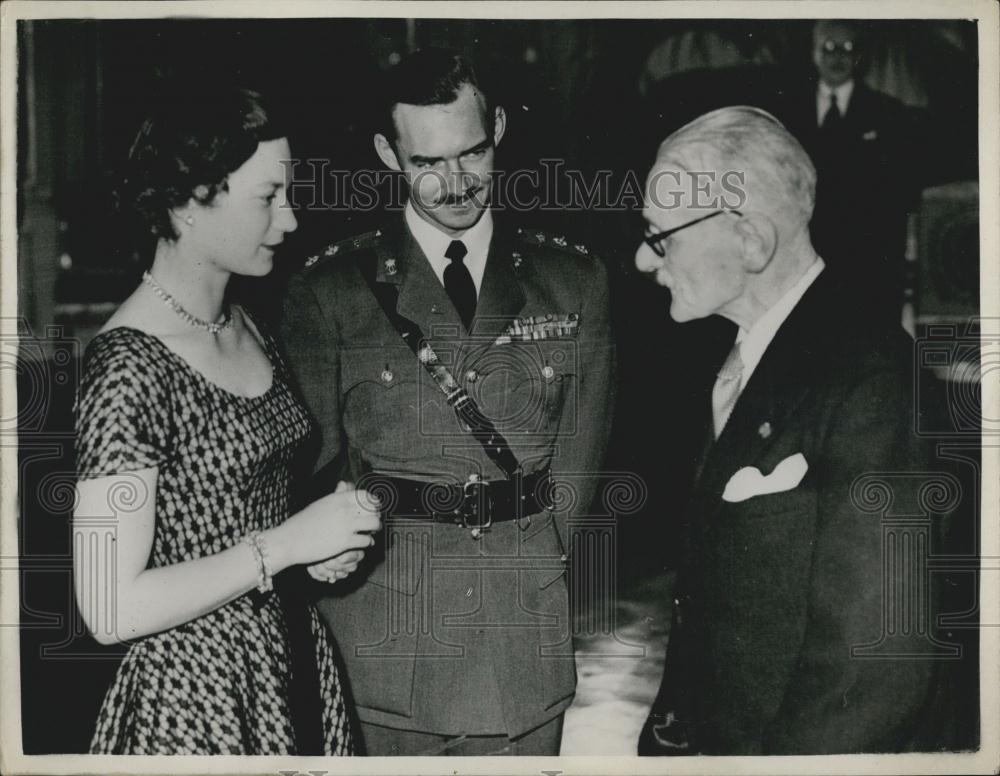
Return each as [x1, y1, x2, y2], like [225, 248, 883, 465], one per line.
[822, 92, 842, 131]
[444, 239, 476, 330]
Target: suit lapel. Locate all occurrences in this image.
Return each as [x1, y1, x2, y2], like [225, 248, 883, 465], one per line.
[843, 80, 870, 132]
[472, 226, 528, 340]
[695, 274, 832, 506]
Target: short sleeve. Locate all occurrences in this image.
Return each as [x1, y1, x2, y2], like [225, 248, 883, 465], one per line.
[75, 329, 174, 480]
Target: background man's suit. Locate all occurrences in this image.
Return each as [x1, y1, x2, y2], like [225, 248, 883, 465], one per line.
[640, 270, 945, 754]
[280, 215, 614, 749]
[778, 79, 922, 317]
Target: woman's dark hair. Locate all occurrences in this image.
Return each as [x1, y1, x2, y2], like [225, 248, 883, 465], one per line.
[120, 85, 285, 242]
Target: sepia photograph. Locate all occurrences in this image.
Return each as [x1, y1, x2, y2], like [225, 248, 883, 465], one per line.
[1, 1, 997, 774]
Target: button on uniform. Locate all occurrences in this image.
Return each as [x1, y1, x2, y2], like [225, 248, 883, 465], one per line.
[541, 365, 555, 380]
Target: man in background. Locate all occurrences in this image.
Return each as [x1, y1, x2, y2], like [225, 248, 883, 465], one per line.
[779, 20, 922, 322]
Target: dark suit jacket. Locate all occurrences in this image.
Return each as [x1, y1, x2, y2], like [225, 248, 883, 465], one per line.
[280, 215, 615, 738]
[778, 79, 923, 314]
[640, 270, 946, 755]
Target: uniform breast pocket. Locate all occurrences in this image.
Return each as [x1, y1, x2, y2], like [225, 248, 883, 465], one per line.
[340, 347, 439, 459]
[468, 341, 577, 437]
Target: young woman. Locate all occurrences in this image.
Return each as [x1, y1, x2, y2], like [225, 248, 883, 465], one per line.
[73, 86, 375, 755]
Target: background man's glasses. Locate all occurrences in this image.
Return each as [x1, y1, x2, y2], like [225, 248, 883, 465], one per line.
[821, 39, 856, 54]
[642, 209, 743, 258]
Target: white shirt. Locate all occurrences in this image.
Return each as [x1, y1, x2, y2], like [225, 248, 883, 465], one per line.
[816, 79, 855, 126]
[733, 258, 825, 394]
[404, 201, 492, 296]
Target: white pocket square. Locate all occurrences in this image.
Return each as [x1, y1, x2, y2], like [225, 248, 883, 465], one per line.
[722, 453, 809, 503]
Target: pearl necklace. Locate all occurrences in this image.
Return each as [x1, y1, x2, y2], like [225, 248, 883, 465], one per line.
[141, 271, 234, 334]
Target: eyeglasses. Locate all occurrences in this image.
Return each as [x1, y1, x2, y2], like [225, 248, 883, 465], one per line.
[821, 39, 856, 54]
[642, 209, 743, 258]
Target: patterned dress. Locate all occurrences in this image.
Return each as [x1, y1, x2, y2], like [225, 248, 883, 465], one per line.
[75, 314, 353, 755]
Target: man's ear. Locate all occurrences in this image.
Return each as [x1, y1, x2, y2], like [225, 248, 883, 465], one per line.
[374, 133, 401, 171]
[736, 214, 777, 273]
[492, 106, 507, 148]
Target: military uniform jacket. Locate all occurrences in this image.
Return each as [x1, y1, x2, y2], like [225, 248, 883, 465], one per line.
[280, 215, 615, 738]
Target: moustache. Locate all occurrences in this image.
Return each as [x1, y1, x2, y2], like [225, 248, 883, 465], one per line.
[437, 186, 486, 207]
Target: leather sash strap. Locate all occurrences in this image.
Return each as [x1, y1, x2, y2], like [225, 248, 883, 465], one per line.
[356, 252, 524, 483]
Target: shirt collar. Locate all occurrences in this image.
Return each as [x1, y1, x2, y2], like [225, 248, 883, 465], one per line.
[736, 258, 825, 389]
[818, 78, 855, 111]
[404, 200, 493, 292]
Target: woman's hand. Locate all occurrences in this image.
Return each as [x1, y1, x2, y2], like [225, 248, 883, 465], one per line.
[307, 549, 366, 583]
[267, 483, 381, 573]
[306, 482, 371, 582]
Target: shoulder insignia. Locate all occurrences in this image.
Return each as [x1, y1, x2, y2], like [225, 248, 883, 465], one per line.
[515, 227, 594, 258]
[304, 228, 383, 270]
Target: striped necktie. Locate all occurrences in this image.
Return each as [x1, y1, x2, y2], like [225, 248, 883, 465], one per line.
[712, 343, 745, 439]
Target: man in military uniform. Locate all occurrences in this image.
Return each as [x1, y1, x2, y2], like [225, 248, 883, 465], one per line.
[280, 49, 614, 756]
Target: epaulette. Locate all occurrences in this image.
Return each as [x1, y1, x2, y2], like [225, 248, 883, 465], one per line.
[515, 227, 593, 258]
[303, 228, 384, 269]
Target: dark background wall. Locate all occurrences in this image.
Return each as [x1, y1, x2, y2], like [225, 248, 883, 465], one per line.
[15, 16, 981, 754]
[17, 17, 978, 326]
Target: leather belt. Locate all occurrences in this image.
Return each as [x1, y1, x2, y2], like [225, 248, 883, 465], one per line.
[370, 469, 554, 532]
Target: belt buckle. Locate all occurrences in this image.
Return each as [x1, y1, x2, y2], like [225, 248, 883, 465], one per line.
[461, 475, 492, 535]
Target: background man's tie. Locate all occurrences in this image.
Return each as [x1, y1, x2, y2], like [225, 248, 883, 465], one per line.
[712, 344, 745, 439]
[444, 239, 476, 330]
[822, 92, 842, 130]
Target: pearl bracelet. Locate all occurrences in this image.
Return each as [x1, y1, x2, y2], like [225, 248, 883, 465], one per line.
[242, 531, 274, 593]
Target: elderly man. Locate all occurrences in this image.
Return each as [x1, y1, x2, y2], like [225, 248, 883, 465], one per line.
[635, 106, 942, 755]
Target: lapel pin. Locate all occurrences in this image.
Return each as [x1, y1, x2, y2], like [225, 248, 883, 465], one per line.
[758, 421, 772, 439]
[384, 258, 397, 276]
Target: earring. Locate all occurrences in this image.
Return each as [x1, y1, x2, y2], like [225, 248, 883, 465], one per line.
[184, 215, 194, 226]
